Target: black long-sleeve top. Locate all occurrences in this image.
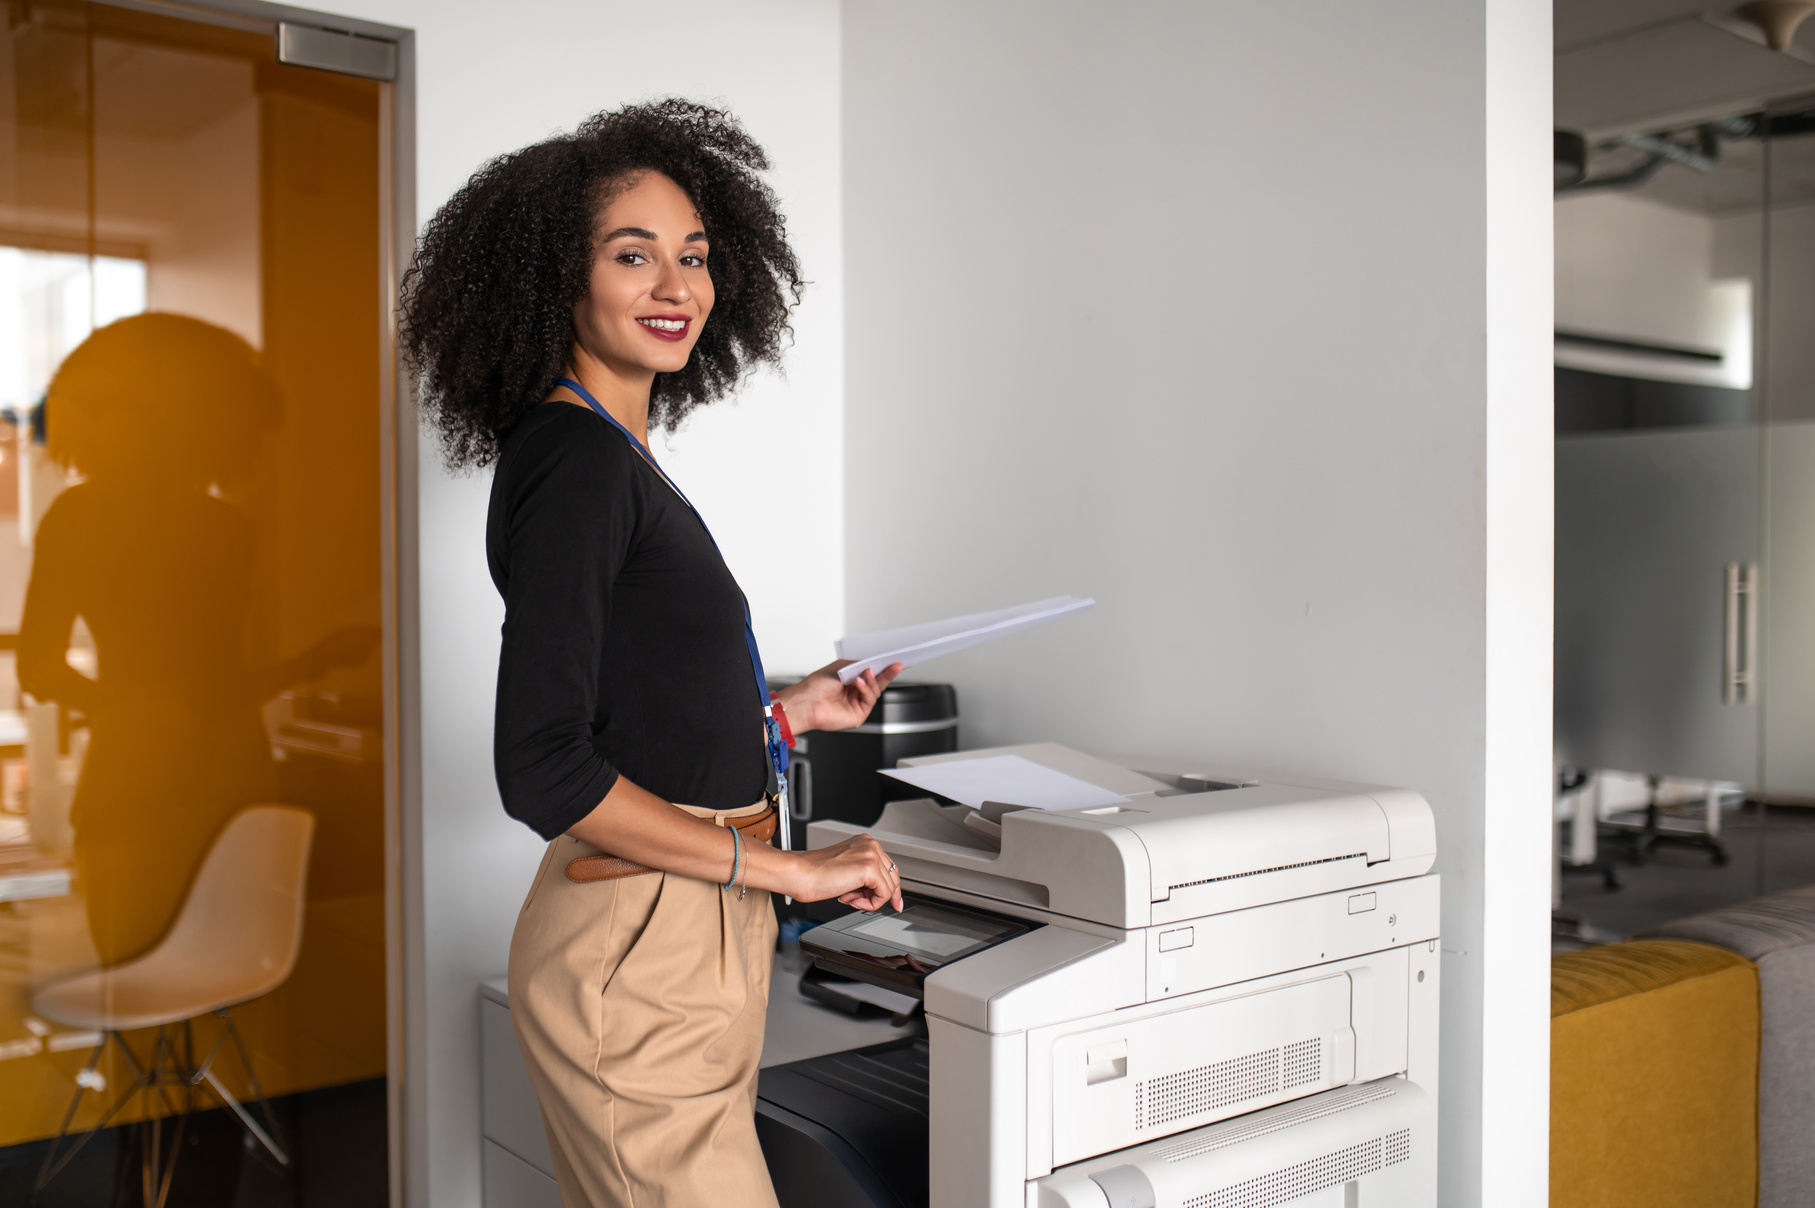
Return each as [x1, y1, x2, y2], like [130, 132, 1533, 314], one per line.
[487, 402, 768, 840]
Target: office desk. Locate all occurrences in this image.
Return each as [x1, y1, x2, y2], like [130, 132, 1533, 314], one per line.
[0, 847, 70, 903]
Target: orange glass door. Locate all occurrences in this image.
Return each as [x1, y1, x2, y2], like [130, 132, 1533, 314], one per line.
[0, 3, 392, 1202]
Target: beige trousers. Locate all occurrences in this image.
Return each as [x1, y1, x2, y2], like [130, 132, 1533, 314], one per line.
[508, 801, 781, 1208]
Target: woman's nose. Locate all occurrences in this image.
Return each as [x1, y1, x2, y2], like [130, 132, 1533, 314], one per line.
[652, 262, 689, 304]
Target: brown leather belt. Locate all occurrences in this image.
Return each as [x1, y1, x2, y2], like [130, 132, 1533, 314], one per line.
[565, 806, 779, 884]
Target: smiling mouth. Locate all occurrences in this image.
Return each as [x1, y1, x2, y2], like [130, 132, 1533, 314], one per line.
[637, 316, 689, 341]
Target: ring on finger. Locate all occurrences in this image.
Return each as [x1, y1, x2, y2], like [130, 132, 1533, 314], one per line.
[888, 861, 897, 872]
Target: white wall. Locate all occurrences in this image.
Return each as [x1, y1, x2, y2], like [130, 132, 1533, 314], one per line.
[1555, 191, 1751, 387]
[294, 1, 1551, 1203]
[840, 2, 1553, 1206]
[95, 50, 264, 350]
[316, 3, 845, 1204]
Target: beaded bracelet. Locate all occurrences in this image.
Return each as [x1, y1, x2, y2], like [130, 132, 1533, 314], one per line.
[721, 825, 746, 899]
[731, 826, 749, 900]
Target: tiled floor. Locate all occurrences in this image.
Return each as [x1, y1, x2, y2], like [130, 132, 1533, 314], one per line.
[1555, 803, 1815, 949]
[0, 1076, 386, 1208]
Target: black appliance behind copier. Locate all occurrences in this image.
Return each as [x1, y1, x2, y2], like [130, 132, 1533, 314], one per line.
[755, 1038, 929, 1208]
[785, 681, 958, 827]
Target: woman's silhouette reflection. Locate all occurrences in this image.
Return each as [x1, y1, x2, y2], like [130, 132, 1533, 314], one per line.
[18, 314, 377, 966]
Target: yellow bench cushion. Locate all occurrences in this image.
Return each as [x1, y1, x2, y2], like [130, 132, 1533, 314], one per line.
[1551, 939, 1759, 1208]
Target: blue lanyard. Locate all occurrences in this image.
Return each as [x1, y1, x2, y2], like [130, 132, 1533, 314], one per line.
[557, 377, 792, 845]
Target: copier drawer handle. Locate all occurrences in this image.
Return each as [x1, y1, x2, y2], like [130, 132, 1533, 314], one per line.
[1086, 1040, 1128, 1085]
[1089, 1165, 1157, 1208]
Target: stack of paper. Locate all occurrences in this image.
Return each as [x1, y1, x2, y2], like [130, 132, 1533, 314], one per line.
[835, 596, 1094, 684]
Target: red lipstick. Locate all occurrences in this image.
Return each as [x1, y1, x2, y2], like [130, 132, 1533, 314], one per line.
[636, 313, 691, 342]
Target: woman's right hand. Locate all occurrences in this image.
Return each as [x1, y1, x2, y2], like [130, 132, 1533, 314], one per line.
[778, 834, 902, 912]
[568, 776, 902, 907]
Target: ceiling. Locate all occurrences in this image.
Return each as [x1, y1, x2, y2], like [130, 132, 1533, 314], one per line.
[1636, 134, 1815, 213]
[1556, 0, 1726, 50]
[1556, 0, 1815, 136]
[1557, 0, 1815, 212]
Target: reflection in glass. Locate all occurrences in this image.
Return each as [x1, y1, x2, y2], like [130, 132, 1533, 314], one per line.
[1555, 103, 1815, 945]
[20, 314, 375, 965]
[0, 2, 389, 1198]
[0, 250, 148, 417]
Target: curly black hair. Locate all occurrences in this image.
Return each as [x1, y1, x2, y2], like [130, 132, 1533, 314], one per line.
[398, 99, 804, 468]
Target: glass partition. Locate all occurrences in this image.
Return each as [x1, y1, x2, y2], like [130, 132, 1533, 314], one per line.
[1555, 100, 1815, 943]
[0, 3, 389, 1201]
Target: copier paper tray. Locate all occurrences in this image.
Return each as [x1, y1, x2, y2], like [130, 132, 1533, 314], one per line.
[756, 1041, 1433, 1208]
[756, 1038, 929, 1208]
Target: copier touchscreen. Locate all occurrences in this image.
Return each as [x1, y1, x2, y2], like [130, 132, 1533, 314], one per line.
[848, 904, 1019, 960]
[801, 899, 1033, 994]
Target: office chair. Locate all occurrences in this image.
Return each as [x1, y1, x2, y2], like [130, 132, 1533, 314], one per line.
[30, 804, 315, 1207]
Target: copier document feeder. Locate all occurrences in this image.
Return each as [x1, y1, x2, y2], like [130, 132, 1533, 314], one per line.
[781, 743, 1440, 1208]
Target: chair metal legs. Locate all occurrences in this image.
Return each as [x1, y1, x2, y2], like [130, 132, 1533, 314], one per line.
[33, 1009, 290, 1207]
[195, 1008, 290, 1166]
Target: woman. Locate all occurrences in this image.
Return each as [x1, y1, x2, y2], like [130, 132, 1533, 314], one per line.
[399, 100, 903, 1207]
[21, 314, 376, 965]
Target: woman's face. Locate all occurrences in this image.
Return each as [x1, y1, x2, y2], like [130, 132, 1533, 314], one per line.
[573, 171, 714, 377]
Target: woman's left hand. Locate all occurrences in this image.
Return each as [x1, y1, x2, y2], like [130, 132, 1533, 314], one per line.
[775, 660, 903, 734]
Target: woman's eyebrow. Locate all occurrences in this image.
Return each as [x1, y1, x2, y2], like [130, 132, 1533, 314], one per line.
[600, 226, 710, 243]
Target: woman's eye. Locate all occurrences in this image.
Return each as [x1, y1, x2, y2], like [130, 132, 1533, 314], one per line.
[681, 254, 706, 267]
[616, 251, 647, 266]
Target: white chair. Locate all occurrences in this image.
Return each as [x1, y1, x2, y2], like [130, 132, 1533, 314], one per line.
[31, 803, 315, 1207]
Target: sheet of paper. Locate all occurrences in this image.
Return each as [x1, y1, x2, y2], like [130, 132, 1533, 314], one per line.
[880, 754, 1130, 811]
[835, 595, 1094, 684]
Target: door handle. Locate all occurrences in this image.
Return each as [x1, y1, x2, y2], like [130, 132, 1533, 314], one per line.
[1744, 560, 1760, 702]
[1724, 561, 1759, 705]
[788, 756, 813, 822]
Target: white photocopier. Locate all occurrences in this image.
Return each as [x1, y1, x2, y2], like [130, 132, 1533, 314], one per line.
[773, 743, 1440, 1208]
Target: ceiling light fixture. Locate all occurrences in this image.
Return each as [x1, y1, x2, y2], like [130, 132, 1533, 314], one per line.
[1735, 0, 1815, 52]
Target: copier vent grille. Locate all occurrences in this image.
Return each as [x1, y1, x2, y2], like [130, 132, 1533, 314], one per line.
[1168, 852, 1367, 893]
[1181, 1128, 1411, 1208]
[1136, 1044, 1284, 1130]
[1154, 1083, 1398, 1164]
[1280, 1038, 1321, 1090]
